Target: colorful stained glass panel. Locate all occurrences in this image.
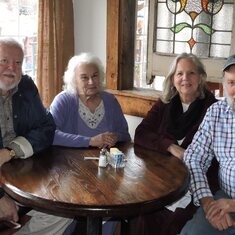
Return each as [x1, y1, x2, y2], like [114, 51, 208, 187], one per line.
[155, 0, 234, 58]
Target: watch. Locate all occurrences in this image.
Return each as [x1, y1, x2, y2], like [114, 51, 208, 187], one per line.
[0, 187, 5, 199]
[5, 147, 16, 159]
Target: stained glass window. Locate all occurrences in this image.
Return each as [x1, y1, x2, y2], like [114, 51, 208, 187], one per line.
[155, 0, 234, 58]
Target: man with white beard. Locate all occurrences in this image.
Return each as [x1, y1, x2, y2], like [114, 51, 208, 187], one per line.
[0, 38, 74, 235]
[180, 54, 235, 235]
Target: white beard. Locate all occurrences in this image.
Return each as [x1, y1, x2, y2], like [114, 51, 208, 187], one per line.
[224, 89, 235, 112]
[0, 79, 19, 92]
[227, 97, 235, 111]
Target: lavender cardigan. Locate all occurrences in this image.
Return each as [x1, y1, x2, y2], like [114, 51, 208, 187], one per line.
[50, 91, 131, 147]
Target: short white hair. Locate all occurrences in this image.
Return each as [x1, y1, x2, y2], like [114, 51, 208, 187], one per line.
[0, 38, 24, 56]
[63, 52, 105, 94]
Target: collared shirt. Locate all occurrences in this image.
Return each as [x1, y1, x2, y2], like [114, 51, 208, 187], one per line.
[0, 87, 27, 158]
[0, 88, 17, 147]
[184, 98, 235, 206]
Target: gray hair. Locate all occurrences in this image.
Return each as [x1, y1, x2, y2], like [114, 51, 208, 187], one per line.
[63, 52, 105, 94]
[0, 38, 24, 56]
[161, 53, 208, 103]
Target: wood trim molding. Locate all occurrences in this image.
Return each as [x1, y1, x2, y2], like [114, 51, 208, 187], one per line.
[106, 0, 136, 90]
[106, 0, 160, 117]
[106, 89, 161, 117]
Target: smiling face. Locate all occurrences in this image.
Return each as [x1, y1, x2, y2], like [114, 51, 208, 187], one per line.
[0, 44, 23, 93]
[75, 63, 100, 98]
[173, 58, 201, 104]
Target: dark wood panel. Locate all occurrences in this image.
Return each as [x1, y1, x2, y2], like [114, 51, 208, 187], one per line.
[106, 0, 119, 90]
[207, 81, 223, 97]
[106, 0, 136, 90]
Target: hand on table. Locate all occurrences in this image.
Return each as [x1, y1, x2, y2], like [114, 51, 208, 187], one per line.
[89, 132, 118, 148]
[167, 144, 185, 160]
[0, 149, 13, 167]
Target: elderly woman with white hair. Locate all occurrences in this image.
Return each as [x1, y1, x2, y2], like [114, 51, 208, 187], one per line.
[50, 52, 130, 148]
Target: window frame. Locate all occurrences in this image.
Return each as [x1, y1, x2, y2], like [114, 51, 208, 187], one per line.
[146, 0, 235, 84]
[0, 1, 38, 81]
[106, 0, 160, 117]
[106, 0, 235, 117]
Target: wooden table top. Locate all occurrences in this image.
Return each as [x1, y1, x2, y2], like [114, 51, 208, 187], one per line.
[1, 142, 189, 218]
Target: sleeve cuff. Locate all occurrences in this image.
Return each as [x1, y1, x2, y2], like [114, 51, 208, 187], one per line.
[193, 190, 213, 206]
[8, 136, 34, 159]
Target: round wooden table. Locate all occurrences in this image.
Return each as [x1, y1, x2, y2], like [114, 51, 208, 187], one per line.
[1, 142, 189, 235]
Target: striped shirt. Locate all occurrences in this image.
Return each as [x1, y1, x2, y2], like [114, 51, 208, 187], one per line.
[184, 98, 235, 206]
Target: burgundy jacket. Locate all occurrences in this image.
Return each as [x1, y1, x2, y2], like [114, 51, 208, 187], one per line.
[134, 90, 217, 154]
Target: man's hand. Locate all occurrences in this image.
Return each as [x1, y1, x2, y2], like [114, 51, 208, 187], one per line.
[167, 144, 185, 160]
[201, 197, 235, 231]
[89, 132, 118, 148]
[0, 149, 13, 167]
[0, 195, 19, 222]
[207, 198, 235, 218]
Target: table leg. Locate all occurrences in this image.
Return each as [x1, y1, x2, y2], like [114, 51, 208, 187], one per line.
[87, 217, 102, 235]
[121, 219, 130, 235]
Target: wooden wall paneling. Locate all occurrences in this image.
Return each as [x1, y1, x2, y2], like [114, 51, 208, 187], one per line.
[106, 0, 136, 90]
[107, 89, 160, 117]
[106, 0, 161, 118]
[106, 0, 119, 90]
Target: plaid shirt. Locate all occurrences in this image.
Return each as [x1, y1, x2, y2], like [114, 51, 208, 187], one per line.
[184, 99, 235, 206]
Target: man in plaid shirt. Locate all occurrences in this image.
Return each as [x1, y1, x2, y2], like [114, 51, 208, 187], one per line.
[181, 55, 235, 235]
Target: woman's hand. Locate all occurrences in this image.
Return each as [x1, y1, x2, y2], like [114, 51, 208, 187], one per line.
[167, 144, 185, 160]
[0, 195, 19, 222]
[89, 132, 118, 148]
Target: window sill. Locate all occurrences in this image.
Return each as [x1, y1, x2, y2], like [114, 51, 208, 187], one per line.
[106, 88, 161, 117]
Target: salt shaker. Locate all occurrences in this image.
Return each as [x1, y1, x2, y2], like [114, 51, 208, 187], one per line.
[98, 148, 107, 168]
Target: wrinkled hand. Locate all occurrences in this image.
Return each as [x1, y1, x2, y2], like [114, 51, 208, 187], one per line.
[207, 198, 235, 218]
[89, 132, 118, 148]
[202, 197, 235, 231]
[0, 149, 12, 167]
[167, 144, 185, 160]
[0, 195, 19, 222]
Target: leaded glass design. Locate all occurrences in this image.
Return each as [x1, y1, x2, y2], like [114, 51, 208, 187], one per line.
[155, 0, 234, 58]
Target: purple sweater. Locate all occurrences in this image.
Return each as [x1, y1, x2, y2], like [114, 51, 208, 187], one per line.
[50, 91, 131, 147]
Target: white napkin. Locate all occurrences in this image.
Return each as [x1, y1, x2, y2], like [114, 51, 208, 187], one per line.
[165, 191, 192, 212]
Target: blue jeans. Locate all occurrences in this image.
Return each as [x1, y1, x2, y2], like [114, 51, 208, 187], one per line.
[180, 190, 235, 235]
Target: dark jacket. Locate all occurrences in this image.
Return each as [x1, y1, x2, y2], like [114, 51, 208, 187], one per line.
[134, 90, 217, 154]
[131, 90, 219, 235]
[0, 75, 56, 154]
